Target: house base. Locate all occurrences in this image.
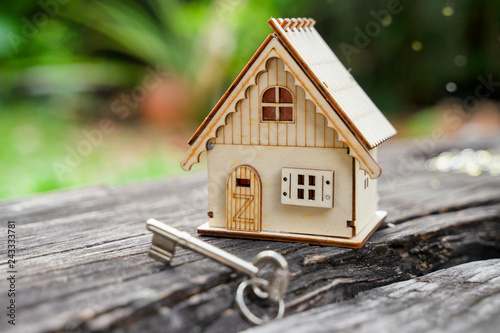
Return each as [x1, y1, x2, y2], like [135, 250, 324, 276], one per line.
[197, 210, 387, 248]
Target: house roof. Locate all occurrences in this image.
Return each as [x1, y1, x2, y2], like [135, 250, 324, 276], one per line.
[268, 18, 396, 149]
[182, 18, 396, 178]
[188, 35, 275, 146]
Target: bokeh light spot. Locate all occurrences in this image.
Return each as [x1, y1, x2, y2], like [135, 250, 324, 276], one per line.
[411, 41, 423, 51]
[427, 149, 500, 177]
[446, 82, 457, 92]
[442, 6, 454, 16]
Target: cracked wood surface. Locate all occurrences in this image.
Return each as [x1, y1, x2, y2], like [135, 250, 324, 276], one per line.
[245, 259, 500, 333]
[0, 137, 499, 333]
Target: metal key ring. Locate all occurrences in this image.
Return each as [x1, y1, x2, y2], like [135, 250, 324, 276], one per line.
[252, 251, 289, 300]
[236, 278, 285, 325]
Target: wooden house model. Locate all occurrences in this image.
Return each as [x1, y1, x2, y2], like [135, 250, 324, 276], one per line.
[181, 18, 396, 248]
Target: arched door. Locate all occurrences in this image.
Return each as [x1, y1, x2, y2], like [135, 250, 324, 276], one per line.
[226, 165, 262, 232]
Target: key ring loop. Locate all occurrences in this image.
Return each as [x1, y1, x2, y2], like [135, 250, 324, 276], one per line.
[252, 251, 289, 301]
[236, 278, 285, 325]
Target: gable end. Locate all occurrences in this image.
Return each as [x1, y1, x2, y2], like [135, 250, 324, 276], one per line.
[214, 57, 346, 149]
[182, 35, 382, 178]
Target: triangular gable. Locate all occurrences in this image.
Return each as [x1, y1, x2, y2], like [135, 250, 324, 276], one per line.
[181, 35, 382, 178]
[268, 18, 396, 149]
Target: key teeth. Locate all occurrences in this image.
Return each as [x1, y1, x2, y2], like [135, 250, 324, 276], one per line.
[147, 220, 178, 265]
[148, 244, 174, 264]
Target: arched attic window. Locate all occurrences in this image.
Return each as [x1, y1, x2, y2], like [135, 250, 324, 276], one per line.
[261, 86, 294, 122]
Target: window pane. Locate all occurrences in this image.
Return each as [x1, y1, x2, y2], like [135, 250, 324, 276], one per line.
[236, 178, 250, 187]
[262, 107, 276, 121]
[262, 88, 276, 103]
[297, 174, 304, 185]
[297, 188, 304, 199]
[279, 107, 293, 121]
[309, 175, 315, 186]
[308, 189, 315, 200]
[279, 88, 293, 103]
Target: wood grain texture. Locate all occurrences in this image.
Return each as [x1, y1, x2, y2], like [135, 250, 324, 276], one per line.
[245, 259, 500, 333]
[226, 165, 261, 232]
[218, 57, 344, 148]
[1, 138, 500, 333]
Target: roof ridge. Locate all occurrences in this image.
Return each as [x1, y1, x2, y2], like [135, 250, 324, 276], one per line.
[276, 18, 316, 31]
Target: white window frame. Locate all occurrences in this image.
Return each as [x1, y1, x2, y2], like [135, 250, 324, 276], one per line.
[281, 167, 334, 208]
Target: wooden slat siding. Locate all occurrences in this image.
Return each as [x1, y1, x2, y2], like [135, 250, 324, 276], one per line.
[214, 56, 346, 149]
[250, 83, 260, 146]
[325, 116, 334, 148]
[295, 83, 306, 147]
[305, 99, 316, 146]
[286, 72, 297, 146]
[239, 100, 250, 145]
[267, 58, 278, 147]
[232, 102, 241, 145]
[216, 126, 224, 144]
[268, 58, 277, 84]
[224, 112, 233, 144]
[277, 59, 287, 146]
[258, 71, 269, 145]
[315, 112, 325, 147]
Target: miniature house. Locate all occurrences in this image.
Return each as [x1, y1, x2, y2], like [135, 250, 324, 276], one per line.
[181, 18, 396, 248]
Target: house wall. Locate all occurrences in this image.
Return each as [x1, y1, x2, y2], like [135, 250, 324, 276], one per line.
[207, 145, 354, 238]
[354, 147, 378, 235]
[214, 57, 346, 149]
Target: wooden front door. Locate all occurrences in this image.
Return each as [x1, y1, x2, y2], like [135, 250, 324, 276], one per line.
[226, 165, 262, 232]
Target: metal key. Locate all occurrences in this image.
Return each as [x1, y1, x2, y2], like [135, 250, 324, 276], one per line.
[146, 219, 289, 324]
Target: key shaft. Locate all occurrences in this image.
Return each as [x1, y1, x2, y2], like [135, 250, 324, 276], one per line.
[146, 219, 258, 277]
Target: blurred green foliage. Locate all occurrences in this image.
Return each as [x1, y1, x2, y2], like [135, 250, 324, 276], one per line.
[3, 0, 498, 116]
[0, 0, 499, 199]
[0, 101, 187, 199]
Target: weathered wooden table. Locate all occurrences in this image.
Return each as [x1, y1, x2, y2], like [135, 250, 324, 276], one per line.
[1, 138, 500, 333]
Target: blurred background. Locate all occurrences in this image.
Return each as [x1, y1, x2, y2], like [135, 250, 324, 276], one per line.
[1, 0, 499, 200]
